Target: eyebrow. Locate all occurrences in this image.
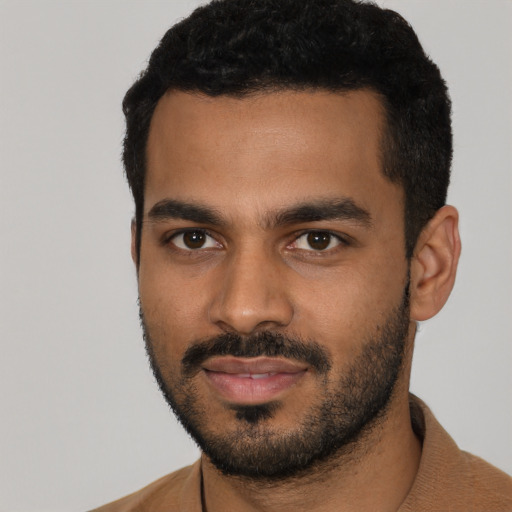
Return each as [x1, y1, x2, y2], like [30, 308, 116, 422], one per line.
[267, 198, 372, 229]
[147, 199, 224, 225]
[146, 197, 372, 229]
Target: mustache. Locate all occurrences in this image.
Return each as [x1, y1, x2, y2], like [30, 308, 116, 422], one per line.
[182, 331, 332, 377]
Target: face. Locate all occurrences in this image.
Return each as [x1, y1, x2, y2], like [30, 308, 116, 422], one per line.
[137, 90, 413, 478]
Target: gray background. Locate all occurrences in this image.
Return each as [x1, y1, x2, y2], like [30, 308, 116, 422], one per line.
[1, 1, 510, 510]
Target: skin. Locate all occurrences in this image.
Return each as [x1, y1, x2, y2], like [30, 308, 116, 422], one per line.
[134, 89, 461, 512]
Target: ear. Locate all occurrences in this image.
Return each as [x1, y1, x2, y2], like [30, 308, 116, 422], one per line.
[409, 205, 461, 321]
[130, 218, 138, 267]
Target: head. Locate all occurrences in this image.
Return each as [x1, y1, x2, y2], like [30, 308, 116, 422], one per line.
[123, 0, 452, 261]
[123, 0, 460, 480]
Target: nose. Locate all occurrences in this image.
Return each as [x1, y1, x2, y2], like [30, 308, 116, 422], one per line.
[208, 247, 294, 335]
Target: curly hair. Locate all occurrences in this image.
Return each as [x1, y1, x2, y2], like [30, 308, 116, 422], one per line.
[123, 0, 452, 258]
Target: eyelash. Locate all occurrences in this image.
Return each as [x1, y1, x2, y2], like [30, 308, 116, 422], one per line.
[290, 230, 350, 253]
[164, 229, 220, 252]
[163, 228, 351, 256]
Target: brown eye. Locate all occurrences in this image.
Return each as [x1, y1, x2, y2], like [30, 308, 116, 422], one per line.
[182, 231, 206, 249]
[306, 232, 332, 250]
[171, 230, 219, 250]
[293, 231, 342, 252]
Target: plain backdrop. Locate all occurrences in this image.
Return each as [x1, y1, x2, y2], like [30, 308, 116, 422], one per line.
[1, 1, 511, 510]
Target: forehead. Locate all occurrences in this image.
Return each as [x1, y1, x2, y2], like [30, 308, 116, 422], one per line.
[145, 89, 401, 223]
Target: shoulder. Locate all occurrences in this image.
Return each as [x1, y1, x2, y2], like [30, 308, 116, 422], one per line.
[461, 450, 512, 509]
[88, 461, 202, 512]
[400, 395, 512, 512]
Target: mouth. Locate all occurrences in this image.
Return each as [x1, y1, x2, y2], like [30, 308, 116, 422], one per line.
[201, 356, 308, 405]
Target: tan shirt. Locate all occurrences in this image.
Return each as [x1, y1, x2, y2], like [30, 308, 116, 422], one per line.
[91, 396, 512, 511]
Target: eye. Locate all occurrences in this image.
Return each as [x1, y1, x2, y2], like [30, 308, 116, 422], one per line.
[293, 231, 343, 251]
[170, 230, 220, 250]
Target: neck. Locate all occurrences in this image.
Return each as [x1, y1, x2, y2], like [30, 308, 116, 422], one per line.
[201, 389, 421, 512]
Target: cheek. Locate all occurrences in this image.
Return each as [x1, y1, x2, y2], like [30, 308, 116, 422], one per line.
[291, 258, 407, 355]
[138, 261, 212, 358]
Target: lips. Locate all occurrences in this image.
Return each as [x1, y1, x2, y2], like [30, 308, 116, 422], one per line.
[202, 356, 307, 405]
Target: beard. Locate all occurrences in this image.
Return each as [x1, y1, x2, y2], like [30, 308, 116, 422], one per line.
[141, 283, 410, 481]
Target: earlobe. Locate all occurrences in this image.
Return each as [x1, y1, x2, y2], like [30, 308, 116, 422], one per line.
[131, 218, 138, 267]
[409, 205, 461, 321]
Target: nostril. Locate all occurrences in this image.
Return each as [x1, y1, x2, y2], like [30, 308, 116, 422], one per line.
[208, 289, 294, 335]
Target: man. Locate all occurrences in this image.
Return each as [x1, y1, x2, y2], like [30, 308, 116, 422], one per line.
[92, 0, 512, 510]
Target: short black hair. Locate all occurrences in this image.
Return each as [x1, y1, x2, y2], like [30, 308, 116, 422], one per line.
[123, 0, 452, 258]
